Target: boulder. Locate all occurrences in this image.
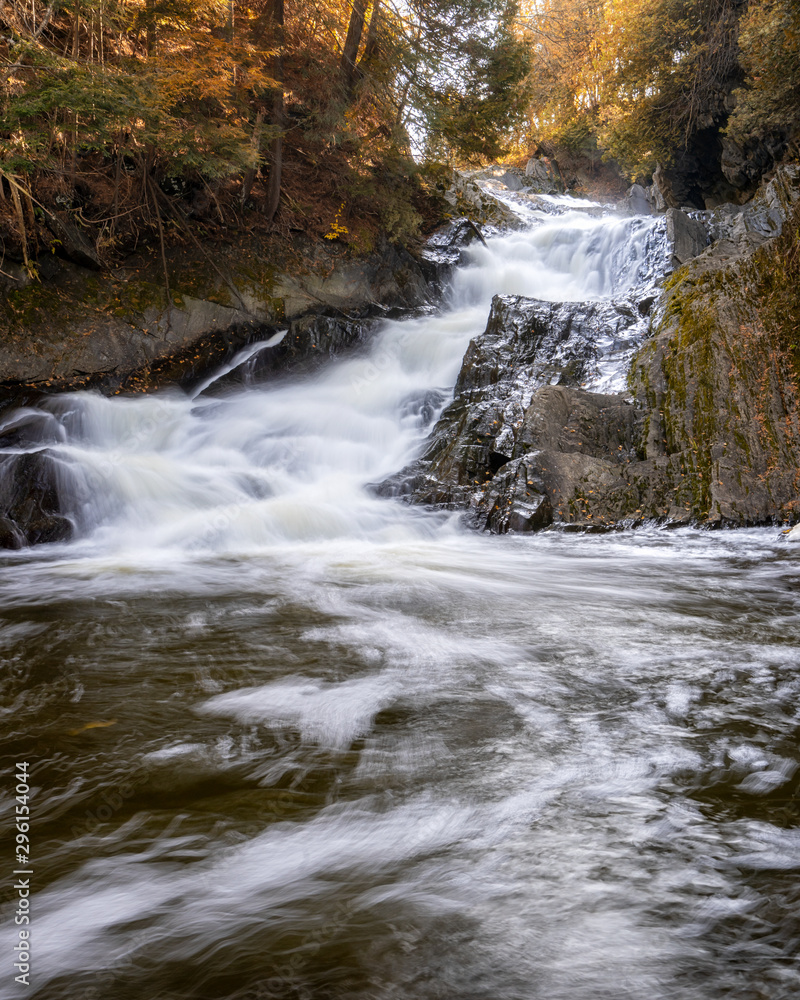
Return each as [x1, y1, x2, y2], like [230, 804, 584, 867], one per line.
[625, 183, 654, 216]
[525, 158, 550, 183]
[0, 449, 72, 548]
[500, 170, 524, 192]
[463, 386, 647, 532]
[652, 163, 679, 210]
[417, 218, 490, 283]
[665, 209, 710, 267]
[523, 157, 562, 193]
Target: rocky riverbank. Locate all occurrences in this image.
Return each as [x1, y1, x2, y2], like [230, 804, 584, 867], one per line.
[0, 234, 438, 406]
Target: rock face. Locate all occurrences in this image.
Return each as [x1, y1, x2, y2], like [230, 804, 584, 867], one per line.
[651, 131, 792, 211]
[525, 157, 562, 193]
[0, 238, 433, 405]
[382, 381, 647, 533]
[665, 209, 710, 267]
[384, 162, 800, 533]
[628, 164, 800, 527]
[440, 171, 523, 230]
[378, 294, 652, 529]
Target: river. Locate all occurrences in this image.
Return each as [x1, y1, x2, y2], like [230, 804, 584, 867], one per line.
[1, 194, 799, 1000]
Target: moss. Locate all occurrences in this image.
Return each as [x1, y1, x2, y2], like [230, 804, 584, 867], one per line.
[0, 283, 72, 328]
[631, 262, 733, 519]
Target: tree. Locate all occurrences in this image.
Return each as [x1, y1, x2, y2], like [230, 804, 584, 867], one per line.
[601, 0, 744, 177]
[395, 0, 531, 163]
[518, 0, 604, 153]
[727, 0, 800, 147]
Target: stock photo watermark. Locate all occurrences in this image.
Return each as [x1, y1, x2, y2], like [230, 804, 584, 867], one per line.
[11, 761, 32, 987]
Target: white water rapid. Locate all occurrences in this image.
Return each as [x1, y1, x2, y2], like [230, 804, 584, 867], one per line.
[1, 196, 799, 1000]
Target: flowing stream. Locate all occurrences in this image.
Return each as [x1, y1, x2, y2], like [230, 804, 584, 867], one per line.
[1, 197, 799, 1000]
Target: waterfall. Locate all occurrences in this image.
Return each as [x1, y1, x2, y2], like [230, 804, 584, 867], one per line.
[0, 197, 666, 555]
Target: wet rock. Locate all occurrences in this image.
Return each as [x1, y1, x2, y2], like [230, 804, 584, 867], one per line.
[203, 313, 375, 395]
[384, 377, 656, 533]
[417, 218, 490, 284]
[477, 456, 552, 533]
[0, 407, 66, 448]
[379, 295, 647, 524]
[665, 209, 710, 267]
[625, 184, 654, 216]
[0, 450, 72, 548]
[465, 387, 647, 532]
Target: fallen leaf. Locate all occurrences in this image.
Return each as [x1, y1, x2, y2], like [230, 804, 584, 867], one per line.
[68, 719, 118, 736]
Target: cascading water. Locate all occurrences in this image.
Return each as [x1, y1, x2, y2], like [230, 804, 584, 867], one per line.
[1, 197, 798, 1000]
[0, 200, 661, 553]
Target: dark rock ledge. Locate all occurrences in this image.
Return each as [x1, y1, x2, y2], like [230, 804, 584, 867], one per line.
[0, 237, 444, 408]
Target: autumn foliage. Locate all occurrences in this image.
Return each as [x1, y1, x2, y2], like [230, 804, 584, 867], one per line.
[0, 0, 531, 274]
[517, 0, 800, 182]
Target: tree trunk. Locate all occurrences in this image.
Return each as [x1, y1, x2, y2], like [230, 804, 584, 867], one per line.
[241, 106, 266, 207]
[359, 0, 380, 68]
[72, 2, 79, 58]
[34, 1, 58, 40]
[341, 0, 367, 95]
[145, 0, 155, 56]
[265, 0, 284, 221]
